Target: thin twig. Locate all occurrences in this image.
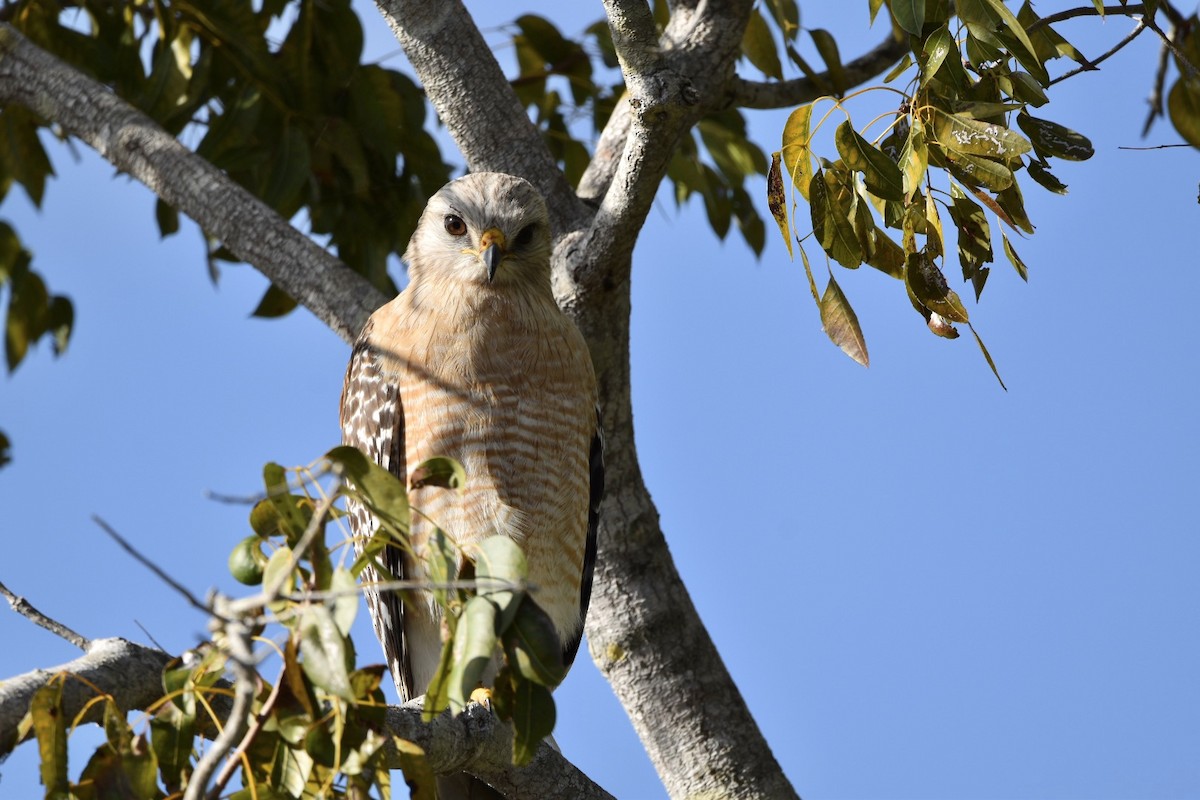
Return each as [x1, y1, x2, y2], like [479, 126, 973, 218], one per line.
[133, 619, 167, 652]
[208, 659, 287, 797]
[0, 579, 90, 649]
[1117, 143, 1193, 149]
[92, 515, 210, 614]
[1025, 4, 1146, 33]
[188, 603, 258, 800]
[1049, 19, 1147, 87]
[1144, 14, 1200, 80]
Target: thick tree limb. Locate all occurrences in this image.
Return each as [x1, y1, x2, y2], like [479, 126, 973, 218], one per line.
[731, 33, 908, 109]
[557, 2, 803, 798]
[0, 24, 384, 345]
[372, 0, 588, 233]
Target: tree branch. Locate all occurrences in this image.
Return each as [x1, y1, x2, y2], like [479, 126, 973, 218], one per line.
[0, 580, 88, 650]
[371, 0, 588, 234]
[0, 24, 385, 345]
[731, 33, 908, 109]
[0, 637, 610, 798]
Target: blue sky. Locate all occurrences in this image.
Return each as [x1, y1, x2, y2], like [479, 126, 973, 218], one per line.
[2, 3, 1198, 799]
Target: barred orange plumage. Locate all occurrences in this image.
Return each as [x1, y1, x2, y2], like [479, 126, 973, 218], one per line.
[339, 173, 603, 715]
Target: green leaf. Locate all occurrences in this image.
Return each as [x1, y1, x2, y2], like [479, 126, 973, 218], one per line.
[1018, 2, 1093, 66]
[865, 228, 906, 279]
[447, 595, 499, 714]
[1017, 112, 1094, 161]
[996, 182, 1035, 235]
[299, 604, 355, 701]
[765, 0, 801, 41]
[820, 273, 869, 366]
[932, 108, 1031, 159]
[767, 152, 793, 259]
[503, 598, 567, 687]
[393, 738, 437, 800]
[1001, 231, 1029, 281]
[944, 150, 1014, 191]
[810, 29, 846, 93]
[884, 54, 915, 83]
[46, 296, 71, 356]
[150, 700, 195, 793]
[742, 9, 783, 80]
[810, 167, 864, 268]
[835, 120, 905, 200]
[326, 445, 411, 536]
[899, 117, 928, 198]
[891, 0, 926, 35]
[1027, 161, 1068, 194]
[781, 104, 814, 198]
[474, 535, 528, 634]
[409, 456, 466, 490]
[969, 324, 1008, 390]
[957, 0, 1047, 84]
[947, 185, 993, 300]
[5, 267, 47, 373]
[31, 682, 68, 799]
[1167, 77, 1200, 147]
[330, 567, 358, 637]
[509, 678, 556, 766]
[251, 283, 299, 318]
[155, 199, 180, 239]
[906, 250, 970, 322]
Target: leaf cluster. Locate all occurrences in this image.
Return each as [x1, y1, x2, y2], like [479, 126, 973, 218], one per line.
[21, 446, 568, 797]
[0, 221, 71, 374]
[767, 0, 1132, 386]
[8, 0, 450, 305]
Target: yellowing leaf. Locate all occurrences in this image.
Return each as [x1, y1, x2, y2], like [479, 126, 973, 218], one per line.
[767, 152, 794, 259]
[781, 104, 814, 198]
[820, 274, 869, 367]
[742, 9, 783, 80]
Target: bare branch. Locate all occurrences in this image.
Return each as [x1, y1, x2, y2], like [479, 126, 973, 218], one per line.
[190, 605, 257, 800]
[601, 0, 663, 79]
[1144, 14, 1200, 80]
[0, 638, 176, 754]
[0, 580, 88, 650]
[93, 516, 211, 615]
[731, 33, 908, 109]
[371, 0, 588, 234]
[1025, 3, 1148, 31]
[0, 24, 385, 344]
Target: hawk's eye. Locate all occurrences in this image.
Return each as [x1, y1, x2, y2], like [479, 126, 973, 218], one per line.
[515, 224, 536, 246]
[444, 215, 467, 236]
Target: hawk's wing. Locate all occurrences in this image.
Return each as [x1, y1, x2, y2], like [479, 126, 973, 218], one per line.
[340, 319, 416, 700]
[563, 408, 604, 668]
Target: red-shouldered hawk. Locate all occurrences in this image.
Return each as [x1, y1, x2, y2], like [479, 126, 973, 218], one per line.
[340, 172, 602, 795]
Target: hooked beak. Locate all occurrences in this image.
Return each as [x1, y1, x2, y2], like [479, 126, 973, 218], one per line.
[479, 227, 507, 282]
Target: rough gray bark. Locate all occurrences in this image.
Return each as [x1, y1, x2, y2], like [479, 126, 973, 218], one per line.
[0, 3, 904, 798]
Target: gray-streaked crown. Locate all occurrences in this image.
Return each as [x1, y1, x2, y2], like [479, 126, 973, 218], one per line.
[404, 172, 552, 289]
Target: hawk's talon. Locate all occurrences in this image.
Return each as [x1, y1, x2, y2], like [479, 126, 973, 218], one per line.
[470, 685, 493, 711]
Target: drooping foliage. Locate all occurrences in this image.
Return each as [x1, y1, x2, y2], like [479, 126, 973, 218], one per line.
[766, 0, 1198, 384]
